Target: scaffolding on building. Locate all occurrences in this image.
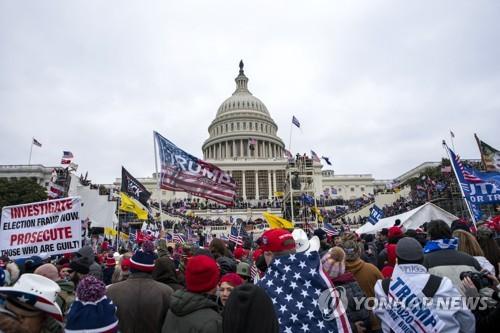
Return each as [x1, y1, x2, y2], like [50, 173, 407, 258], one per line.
[283, 155, 320, 231]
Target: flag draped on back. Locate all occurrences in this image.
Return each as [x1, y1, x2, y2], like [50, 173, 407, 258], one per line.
[121, 167, 151, 207]
[475, 134, 500, 172]
[154, 131, 236, 206]
[263, 212, 294, 229]
[257, 252, 352, 333]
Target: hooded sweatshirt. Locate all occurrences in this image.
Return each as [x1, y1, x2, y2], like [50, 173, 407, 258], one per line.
[77, 246, 103, 280]
[55, 280, 75, 315]
[345, 258, 383, 331]
[153, 256, 184, 291]
[162, 289, 222, 333]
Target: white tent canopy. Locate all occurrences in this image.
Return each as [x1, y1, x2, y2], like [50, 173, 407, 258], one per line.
[356, 202, 458, 235]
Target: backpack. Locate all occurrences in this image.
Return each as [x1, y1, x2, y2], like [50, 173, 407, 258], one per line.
[381, 274, 443, 298]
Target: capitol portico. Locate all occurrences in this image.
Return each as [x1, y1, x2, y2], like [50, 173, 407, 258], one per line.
[202, 61, 288, 201]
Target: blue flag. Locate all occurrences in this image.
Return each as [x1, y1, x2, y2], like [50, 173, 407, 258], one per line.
[368, 205, 384, 225]
[447, 146, 500, 205]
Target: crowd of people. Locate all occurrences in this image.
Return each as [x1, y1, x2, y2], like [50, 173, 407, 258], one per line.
[0, 215, 499, 333]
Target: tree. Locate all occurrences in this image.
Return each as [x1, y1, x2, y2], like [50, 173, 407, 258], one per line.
[0, 178, 47, 211]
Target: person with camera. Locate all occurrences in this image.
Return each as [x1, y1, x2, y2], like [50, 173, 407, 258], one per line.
[461, 270, 500, 332]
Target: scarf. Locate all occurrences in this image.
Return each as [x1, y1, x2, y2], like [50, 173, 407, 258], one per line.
[423, 237, 458, 254]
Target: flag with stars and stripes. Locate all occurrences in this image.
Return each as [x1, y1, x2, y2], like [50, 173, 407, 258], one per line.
[257, 251, 352, 333]
[173, 233, 186, 244]
[322, 222, 339, 237]
[228, 225, 243, 246]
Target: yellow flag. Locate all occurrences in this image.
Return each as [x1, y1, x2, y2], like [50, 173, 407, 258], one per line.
[274, 191, 284, 198]
[263, 212, 294, 229]
[104, 227, 117, 237]
[119, 192, 148, 220]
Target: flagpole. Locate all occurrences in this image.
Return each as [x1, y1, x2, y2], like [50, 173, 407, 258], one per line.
[153, 132, 165, 230]
[28, 138, 34, 165]
[442, 141, 477, 226]
[288, 120, 294, 225]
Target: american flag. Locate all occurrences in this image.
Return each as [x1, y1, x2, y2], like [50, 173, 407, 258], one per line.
[257, 252, 352, 333]
[228, 225, 243, 246]
[173, 233, 186, 244]
[32, 138, 42, 147]
[454, 153, 483, 183]
[155, 131, 236, 206]
[322, 222, 339, 237]
[292, 116, 301, 128]
[311, 150, 321, 163]
[284, 149, 293, 160]
[250, 263, 260, 282]
[249, 138, 257, 146]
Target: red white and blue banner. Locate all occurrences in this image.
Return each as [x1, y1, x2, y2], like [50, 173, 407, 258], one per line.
[154, 131, 236, 206]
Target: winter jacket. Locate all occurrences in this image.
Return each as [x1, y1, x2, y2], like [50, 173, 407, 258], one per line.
[162, 289, 222, 333]
[55, 280, 75, 315]
[107, 272, 174, 333]
[102, 266, 115, 285]
[153, 256, 184, 291]
[331, 272, 370, 333]
[374, 264, 476, 333]
[345, 258, 383, 331]
[77, 246, 103, 280]
[423, 248, 482, 287]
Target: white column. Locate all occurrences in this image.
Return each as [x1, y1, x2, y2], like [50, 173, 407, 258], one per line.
[272, 170, 277, 194]
[268, 170, 272, 199]
[232, 140, 236, 158]
[255, 170, 259, 200]
[240, 140, 243, 157]
[242, 171, 247, 200]
[225, 141, 229, 159]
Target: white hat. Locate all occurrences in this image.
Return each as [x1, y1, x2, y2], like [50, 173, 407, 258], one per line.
[0, 273, 63, 322]
[292, 229, 321, 254]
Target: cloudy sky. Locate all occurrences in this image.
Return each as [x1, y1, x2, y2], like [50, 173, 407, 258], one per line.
[1, 1, 499, 183]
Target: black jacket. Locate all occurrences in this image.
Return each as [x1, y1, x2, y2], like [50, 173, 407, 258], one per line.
[162, 290, 222, 333]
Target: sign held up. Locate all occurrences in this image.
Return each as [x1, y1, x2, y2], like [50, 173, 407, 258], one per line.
[0, 197, 82, 259]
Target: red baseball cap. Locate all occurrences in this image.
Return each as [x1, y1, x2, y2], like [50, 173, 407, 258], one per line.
[257, 229, 295, 252]
[388, 226, 403, 240]
[233, 247, 248, 260]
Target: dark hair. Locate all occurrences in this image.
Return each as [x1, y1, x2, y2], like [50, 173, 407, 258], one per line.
[405, 229, 418, 239]
[477, 237, 500, 276]
[394, 219, 401, 226]
[223, 284, 279, 333]
[427, 220, 452, 240]
[380, 228, 389, 236]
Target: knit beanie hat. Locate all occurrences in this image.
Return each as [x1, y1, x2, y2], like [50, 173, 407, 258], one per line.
[70, 258, 90, 274]
[220, 273, 244, 288]
[105, 255, 116, 268]
[185, 255, 220, 293]
[34, 264, 59, 281]
[222, 284, 279, 333]
[342, 240, 360, 261]
[65, 275, 118, 333]
[321, 247, 346, 279]
[233, 247, 248, 260]
[130, 241, 157, 273]
[388, 226, 404, 242]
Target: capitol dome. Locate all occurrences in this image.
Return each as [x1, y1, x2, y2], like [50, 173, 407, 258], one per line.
[202, 61, 285, 161]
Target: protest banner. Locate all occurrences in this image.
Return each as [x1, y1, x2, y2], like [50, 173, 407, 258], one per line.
[0, 197, 82, 259]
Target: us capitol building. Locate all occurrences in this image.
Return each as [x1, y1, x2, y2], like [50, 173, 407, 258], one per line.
[153, 61, 380, 204]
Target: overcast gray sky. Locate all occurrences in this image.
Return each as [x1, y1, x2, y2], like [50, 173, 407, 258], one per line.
[1, 0, 499, 183]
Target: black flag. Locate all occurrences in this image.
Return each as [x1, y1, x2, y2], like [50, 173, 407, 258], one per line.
[121, 167, 151, 207]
